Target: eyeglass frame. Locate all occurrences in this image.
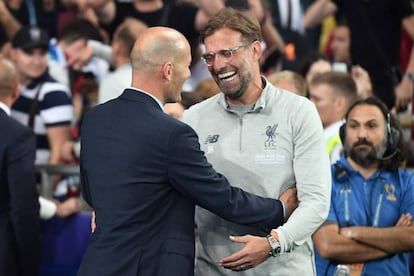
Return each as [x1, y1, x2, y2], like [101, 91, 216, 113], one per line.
[201, 43, 253, 66]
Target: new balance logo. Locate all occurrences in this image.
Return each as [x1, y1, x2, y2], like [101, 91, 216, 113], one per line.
[204, 134, 220, 144]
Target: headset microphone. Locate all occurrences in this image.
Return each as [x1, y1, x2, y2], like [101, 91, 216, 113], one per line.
[376, 148, 400, 161]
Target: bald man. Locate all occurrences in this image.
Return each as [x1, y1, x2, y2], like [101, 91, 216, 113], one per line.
[78, 27, 297, 276]
[0, 57, 40, 276]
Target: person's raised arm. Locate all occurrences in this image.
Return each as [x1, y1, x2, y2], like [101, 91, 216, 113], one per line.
[0, 1, 21, 40]
[395, 15, 414, 111]
[303, 0, 337, 29]
[75, 0, 116, 25]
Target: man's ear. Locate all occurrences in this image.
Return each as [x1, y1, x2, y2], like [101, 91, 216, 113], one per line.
[252, 40, 263, 61]
[163, 62, 174, 81]
[11, 84, 20, 102]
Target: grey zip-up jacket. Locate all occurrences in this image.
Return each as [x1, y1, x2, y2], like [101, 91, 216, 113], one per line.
[183, 78, 331, 275]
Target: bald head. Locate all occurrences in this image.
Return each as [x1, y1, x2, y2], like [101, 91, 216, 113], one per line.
[131, 27, 191, 73]
[129, 27, 192, 104]
[0, 56, 19, 105]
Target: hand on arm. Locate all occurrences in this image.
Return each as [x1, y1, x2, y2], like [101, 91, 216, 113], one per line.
[279, 186, 298, 220]
[220, 188, 298, 271]
[220, 235, 270, 271]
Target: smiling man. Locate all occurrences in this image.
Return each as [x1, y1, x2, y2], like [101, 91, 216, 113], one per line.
[183, 8, 331, 275]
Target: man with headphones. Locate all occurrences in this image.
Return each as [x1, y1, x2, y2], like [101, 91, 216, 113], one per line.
[312, 96, 414, 275]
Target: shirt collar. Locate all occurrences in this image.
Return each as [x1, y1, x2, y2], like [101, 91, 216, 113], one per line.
[0, 102, 11, 116]
[218, 76, 268, 112]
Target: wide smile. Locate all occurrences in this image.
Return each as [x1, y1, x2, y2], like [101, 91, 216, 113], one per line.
[218, 70, 237, 81]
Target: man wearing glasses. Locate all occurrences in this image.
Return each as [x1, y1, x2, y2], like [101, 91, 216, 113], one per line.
[183, 8, 331, 275]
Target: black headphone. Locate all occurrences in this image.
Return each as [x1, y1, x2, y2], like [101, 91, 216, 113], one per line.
[339, 113, 400, 159]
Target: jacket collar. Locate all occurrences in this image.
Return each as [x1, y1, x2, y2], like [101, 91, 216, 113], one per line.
[119, 88, 163, 111]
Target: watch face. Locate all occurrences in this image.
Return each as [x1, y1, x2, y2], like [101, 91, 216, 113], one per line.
[267, 235, 281, 257]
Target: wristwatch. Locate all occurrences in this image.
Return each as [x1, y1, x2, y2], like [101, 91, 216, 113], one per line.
[266, 233, 281, 257]
[404, 72, 414, 82]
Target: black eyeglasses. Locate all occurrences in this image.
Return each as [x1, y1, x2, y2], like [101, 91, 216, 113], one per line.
[201, 43, 252, 66]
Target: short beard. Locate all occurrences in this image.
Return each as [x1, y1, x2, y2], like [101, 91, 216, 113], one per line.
[220, 62, 252, 100]
[344, 137, 388, 168]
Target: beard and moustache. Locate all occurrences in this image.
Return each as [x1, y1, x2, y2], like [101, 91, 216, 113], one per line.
[344, 136, 388, 168]
[214, 61, 253, 101]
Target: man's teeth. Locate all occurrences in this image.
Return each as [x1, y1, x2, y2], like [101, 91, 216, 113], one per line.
[219, 71, 237, 79]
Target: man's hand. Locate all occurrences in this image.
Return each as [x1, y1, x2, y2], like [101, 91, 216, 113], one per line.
[395, 78, 413, 111]
[55, 198, 81, 218]
[279, 187, 298, 220]
[395, 213, 412, 227]
[351, 65, 373, 99]
[220, 235, 270, 271]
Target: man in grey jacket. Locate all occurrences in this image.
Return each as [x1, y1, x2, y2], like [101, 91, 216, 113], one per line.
[183, 8, 331, 275]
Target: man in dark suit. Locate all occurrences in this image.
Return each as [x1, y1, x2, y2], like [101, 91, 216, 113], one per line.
[0, 57, 40, 275]
[78, 26, 297, 276]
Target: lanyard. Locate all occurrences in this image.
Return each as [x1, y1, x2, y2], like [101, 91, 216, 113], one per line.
[25, 0, 37, 27]
[343, 178, 385, 227]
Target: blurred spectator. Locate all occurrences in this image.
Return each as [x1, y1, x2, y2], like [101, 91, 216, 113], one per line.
[76, 0, 211, 92]
[194, 78, 220, 100]
[0, 56, 40, 276]
[266, 0, 317, 72]
[9, 26, 81, 218]
[298, 52, 332, 89]
[164, 102, 185, 120]
[327, 17, 351, 67]
[49, 18, 109, 141]
[39, 196, 81, 220]
[10, 26, 73, 167]
[267, 70, 307, 96]
[304, 0, 414, 111]
[151, 91, 203, 121]
[99, 18, 148, 103]
[323, 17, 373, 99]
[308, 71, 358, 163]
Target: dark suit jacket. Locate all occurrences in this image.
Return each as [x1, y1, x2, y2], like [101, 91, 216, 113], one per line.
[0, 109, 40, 276]
[78, 89, 284, 276]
